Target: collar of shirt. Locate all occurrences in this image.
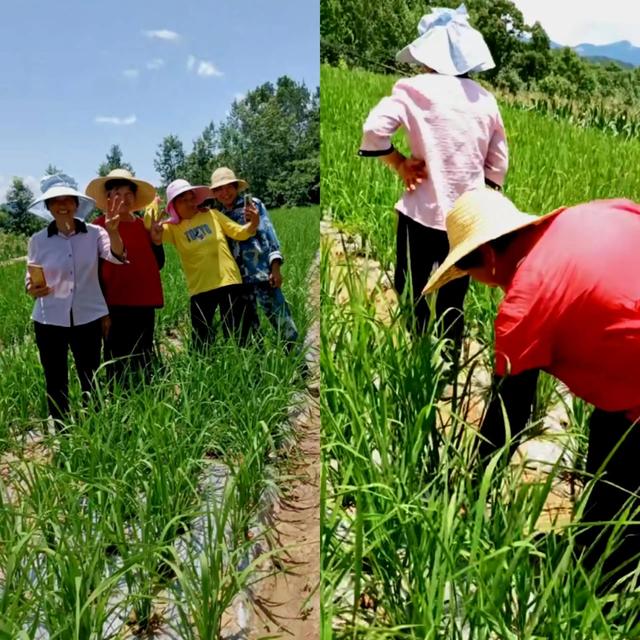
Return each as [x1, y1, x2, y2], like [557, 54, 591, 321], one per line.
[47, 218, 88, 237]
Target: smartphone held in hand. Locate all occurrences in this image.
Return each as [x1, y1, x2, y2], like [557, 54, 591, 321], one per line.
[28, 264, 47, 288]
[244, 193, 253, 208]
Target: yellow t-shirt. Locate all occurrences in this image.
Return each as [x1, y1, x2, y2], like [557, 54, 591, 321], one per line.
[163, 209, 254, 296]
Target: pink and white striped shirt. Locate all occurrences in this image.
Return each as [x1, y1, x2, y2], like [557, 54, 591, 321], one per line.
[360, 73, 508, 230]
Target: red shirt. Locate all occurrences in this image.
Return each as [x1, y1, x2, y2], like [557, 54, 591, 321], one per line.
[494, 199, 640, 420]
[94, 216, 163, 308]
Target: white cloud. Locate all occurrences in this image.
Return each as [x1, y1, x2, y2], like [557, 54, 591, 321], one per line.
[233, 92, 246, 102]
[187, 55, 224, 78]
[197, 61, 223, 77]
[123, 68, 140, 79]
[0, 175, 40, 204]
[513, 0, 640, 46]
[143, 29, 180, 41]
[146, 58, 165, 70]
[94, 115, 137, 126]
[186, 55, 223, 77]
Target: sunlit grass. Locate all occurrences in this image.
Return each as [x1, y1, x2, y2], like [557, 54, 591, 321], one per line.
[320, 63, 640, 638]
[0, 206, 319, 636]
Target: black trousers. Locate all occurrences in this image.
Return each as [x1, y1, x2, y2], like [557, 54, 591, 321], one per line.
[394, 213, 469, 353]
[578, 409, 640, 590]
[34, 319, 102, 421]
[104, 306, 156, 385]
[480, 391, 640, 592]
[190, 284, 257, 349]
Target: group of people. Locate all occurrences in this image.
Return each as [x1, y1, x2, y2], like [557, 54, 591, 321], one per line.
[360, 5, 640, 599]
[25, 167, 298, 423]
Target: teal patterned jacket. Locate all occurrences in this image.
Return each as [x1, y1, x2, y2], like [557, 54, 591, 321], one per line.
[221, 196, 283, 284]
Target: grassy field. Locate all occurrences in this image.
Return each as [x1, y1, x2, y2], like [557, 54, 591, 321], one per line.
[0, 206, 319, 637]
[321, 63, 640, 638]
[0, 231, 27, 263]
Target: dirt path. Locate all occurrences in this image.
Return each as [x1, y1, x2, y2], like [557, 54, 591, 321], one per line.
[246, 258, 321, 640]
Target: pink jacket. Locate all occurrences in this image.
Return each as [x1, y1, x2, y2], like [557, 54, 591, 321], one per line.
[360, 73, 508, 230]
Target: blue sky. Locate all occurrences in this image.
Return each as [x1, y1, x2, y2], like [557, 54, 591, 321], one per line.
[0, 0, 319, 202]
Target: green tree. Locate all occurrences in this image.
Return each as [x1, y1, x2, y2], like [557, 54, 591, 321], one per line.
[2, 178, 42, 235]
[98, 145, 134, 176]
[183, 123, 218, 186]
[216, 77, 319, 207]
[154, 135, 186, 187]
[45, 164, 63, 175]
[465, 0, 527, 80]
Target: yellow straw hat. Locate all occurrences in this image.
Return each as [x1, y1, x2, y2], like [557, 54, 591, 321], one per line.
[210, 167, 249, 192]
[85, 169, 156, 212]
[424, 188, 563, 294]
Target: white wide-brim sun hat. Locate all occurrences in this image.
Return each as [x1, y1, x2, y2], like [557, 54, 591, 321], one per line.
[396, 4, 495, 76]
[29, 174, 96, 221]
[424, 188, 564, 294]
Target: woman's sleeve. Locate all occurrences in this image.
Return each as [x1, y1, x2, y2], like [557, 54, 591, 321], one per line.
[151, 243, 165, 269]
[25, 235, 36, 287]
[494, 277, 553, 377]
[484, 107, 509, 187]
[358, 82, 406, 157]
[161, 223, 174, 245]
[96, 226, 127, 264]
[217, 211, 254, 240]
[258, 201, 283, 264]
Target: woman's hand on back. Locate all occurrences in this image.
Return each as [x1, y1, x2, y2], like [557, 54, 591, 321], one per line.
[397, 156, 428, 192]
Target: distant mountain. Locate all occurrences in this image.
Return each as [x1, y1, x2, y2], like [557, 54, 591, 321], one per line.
[550, 39, 640, 67]
[584, 55, 633, 70]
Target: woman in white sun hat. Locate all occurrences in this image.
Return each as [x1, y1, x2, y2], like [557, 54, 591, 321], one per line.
[426, 187, 640, 595]
[86, 169, 164, 386]
[156, 178, 259, 349]
[359, 4, 508, 363]
[26, 173, 126, 425]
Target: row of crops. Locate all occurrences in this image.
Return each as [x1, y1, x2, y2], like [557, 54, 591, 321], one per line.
[320, 63, 640, 637]
[498, 91, 640, 140]
[0, 207, 319, 637]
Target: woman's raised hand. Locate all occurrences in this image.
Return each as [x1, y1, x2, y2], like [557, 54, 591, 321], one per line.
[104, 193, 123, 232]
[150, 207, 169, 245]
[244, 202, 259, 231]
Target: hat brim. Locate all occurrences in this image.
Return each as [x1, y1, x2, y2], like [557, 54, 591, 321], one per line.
[396, 26, 495, 75]
[166, 185, 215, 223]
[29, 187, 96, 221]
[210, 177, 249, 192]
[424, 209, 564, 295]
[85, 176, 156, 212]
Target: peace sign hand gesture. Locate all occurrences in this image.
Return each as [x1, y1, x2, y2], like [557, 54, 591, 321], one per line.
[104, 193, 124, 233]
[150, 205, 169, 245]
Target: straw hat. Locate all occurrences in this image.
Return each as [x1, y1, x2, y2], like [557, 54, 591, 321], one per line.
[165, 179, 214, 224]
[396, 4, 495, 76]
[29, 174, 96, 221]
[85, 169, 156, 211]
[423, 189, 563, 294]
[210, 167, 248, 192]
